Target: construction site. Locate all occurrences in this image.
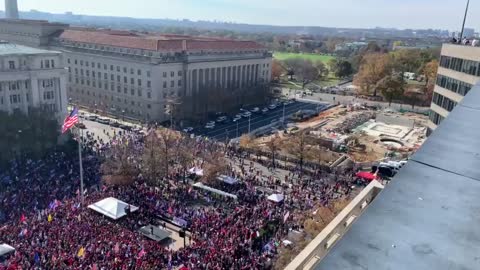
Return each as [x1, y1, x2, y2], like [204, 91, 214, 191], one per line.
[241, 103, 429, 173]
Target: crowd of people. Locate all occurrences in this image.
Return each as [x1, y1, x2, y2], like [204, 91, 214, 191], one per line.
[0, 126, 358, 269]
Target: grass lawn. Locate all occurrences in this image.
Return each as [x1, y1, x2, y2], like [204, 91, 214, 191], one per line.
[274, 52, 336, 63]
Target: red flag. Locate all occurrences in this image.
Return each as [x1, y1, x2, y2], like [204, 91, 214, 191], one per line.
[20, 214, 26, 223]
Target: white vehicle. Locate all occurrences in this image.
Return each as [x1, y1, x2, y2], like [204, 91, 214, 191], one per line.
[262, 108, 269, 113]
[183, 127, 194, 133]
[251, 107, 260, 113]
[235, 113, 243, 119]
[216, 116, 227, 123]
[86, 115, 97, 121]
[233, 116, 242, 122]
[242, 111, 252, 118]
[268, 104, 277, 110]
[205, 123, 215, 129]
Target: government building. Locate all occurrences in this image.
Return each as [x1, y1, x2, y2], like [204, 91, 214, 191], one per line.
[0, 41, 67, 120]
[0, 18, 272, 123]
[427, 43, 480, 135]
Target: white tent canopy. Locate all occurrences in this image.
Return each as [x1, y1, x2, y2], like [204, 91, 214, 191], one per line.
[88, 197, 138, 220]
[267, 194, 285, 203]
[188, 167, 204, 176]
[193, 182, 238, 200]
[0, 244, 15, 257]
[217, 175, 239, 185]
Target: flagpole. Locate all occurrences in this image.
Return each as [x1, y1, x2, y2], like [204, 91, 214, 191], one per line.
[78, 127, 85, 205]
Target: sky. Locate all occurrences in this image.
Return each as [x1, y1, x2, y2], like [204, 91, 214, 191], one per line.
[14, 0, 479, 31]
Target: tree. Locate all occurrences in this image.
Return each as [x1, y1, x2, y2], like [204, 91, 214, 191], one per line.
[327, 58, 339, 72]
[201, 147, 228, 184]
[102, 137, 139, 186]
[353, 53, 392, 96]
[376, 75, 405, 106]
[333, 60, 354, 78]
[174, 137, 195, 183]
[284, 58, 319, 89]
[285, 132, 312, 180]
[271, 59, 284, 81]
[404, 87, 424, 109]
[314, 61, 329, 80]
[141, 131, 166, 186]
[422, 59, 439, 86]
[265, 135, 282, 169]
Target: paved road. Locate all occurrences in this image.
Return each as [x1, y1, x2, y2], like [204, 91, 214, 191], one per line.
[81, 119, 122, 143]
[302, 92, 430, 113]
[192, 101, 330, 141]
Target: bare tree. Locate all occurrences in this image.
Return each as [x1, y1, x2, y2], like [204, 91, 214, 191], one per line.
[265, 134, 282, 169]
[285, 132, 312, 180]
[284, 58, 319, 89]
[141, 131, 166, 186]
[101, 138, 139, 186]
[175, 136, 195, 183]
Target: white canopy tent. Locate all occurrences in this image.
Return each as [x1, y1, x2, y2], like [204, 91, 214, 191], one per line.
[188, 167, 204, 176]
[88, 197, 138, 220]
[217, 175, 239, 185]
[0, 244, 15, 257]
[193, 182, 238, 200]
[267, 194, 285, 203]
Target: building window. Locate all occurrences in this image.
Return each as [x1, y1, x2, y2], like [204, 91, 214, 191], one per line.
[80, 60, 83, 66]
[138, 90, 142, 97]
[171, 71, 175, 77]
[124, 77, 127, 83]
[8, 61, 15, 69]
[130, 68, 134, 75]
[67, 58, 71, 64]
[163, 72, 167, 78]
[131, 78, 134, 85]
[147, 81, 151, 88]
[436, 74, 473, 96]
[123, 67, 127, 73]
[138, 79, 142, 86]
[117, 66, 120, 72]
[137, 69, 142, 76]
[178, 79, 182, 87]
[147, 71, 151, 77]
[163, 82, 167, 88]
[117, 75, 121, 82]
[147, 104, 151, 109]
[170, 80, 174, 87]
[178, 71, 182, 76]
[110, 65, 114, 71]
[147, 92, 151, 99]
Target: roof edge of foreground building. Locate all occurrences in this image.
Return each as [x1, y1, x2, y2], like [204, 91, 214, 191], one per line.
[288, 82, 480, 270]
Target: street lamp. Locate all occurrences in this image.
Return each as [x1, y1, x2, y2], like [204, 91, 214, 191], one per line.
[122, 109, 125, 121]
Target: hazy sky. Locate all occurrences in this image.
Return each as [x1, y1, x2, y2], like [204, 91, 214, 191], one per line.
[14, 0, 478, 30]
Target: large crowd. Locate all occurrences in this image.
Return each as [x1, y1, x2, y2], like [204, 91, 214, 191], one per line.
[0, 127, 358, 270]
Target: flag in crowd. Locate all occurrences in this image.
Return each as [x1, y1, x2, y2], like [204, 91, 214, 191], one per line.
[62, 107, 79, 133]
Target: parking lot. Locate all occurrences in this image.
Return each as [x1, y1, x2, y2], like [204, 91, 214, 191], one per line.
[192, 100, 331, 141]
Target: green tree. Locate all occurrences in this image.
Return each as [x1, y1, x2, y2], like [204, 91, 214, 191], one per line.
[376, 75, 405, 106]
[353, 53, 392, 96]
[314, 60, 329, 80]
[333, 60, 354, 78]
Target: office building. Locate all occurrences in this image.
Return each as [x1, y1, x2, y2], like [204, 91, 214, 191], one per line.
[0, 42, 68, 120]
[5, 0, 19, 19]
[58, 29, 272, 122]
[427, 43, 480, 135]
[0, 20, 272, 122]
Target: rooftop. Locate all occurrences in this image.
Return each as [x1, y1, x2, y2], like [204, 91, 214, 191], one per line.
[0, 42, 61, 55]
[315, 84, 480, 270]
[59, 29, 266, 52]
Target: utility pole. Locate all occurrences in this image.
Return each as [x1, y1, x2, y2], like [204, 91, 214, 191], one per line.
[460, 0, 470, 39]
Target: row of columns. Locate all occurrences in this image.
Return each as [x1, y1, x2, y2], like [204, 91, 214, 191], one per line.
[185, 63, 260, 96]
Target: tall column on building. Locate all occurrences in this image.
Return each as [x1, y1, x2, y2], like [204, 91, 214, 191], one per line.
[5, 0, 19, 19]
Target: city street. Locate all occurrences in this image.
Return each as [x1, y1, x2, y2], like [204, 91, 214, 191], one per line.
[193, 101, 330, 141]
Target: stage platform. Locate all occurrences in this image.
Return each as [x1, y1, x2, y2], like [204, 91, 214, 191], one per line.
[138, 225, 171, 242]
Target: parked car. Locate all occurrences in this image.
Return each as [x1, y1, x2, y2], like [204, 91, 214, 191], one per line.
[268, 104, 277, 110]
[233, 116, 242, 122]
[97, 117, 110, 125]
[119, 124, 132, 131]
[205, 123, 215, 129]
[216, 116, 228, 123]
[242, 111, 252, 118]
[250, 107, 260, 113]
[110, 121, 120, 127]
[235, 113, 243, 119]
[86, 115, 97, 121]
[76, 123, 87, 129]
[262, 107, 269, 114]
[183, 127, 194, 133]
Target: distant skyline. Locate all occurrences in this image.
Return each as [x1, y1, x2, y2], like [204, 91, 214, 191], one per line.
[11, 0, 479, 31]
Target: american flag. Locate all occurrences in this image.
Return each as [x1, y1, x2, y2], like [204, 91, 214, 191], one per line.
[62, 107, 79, 133]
